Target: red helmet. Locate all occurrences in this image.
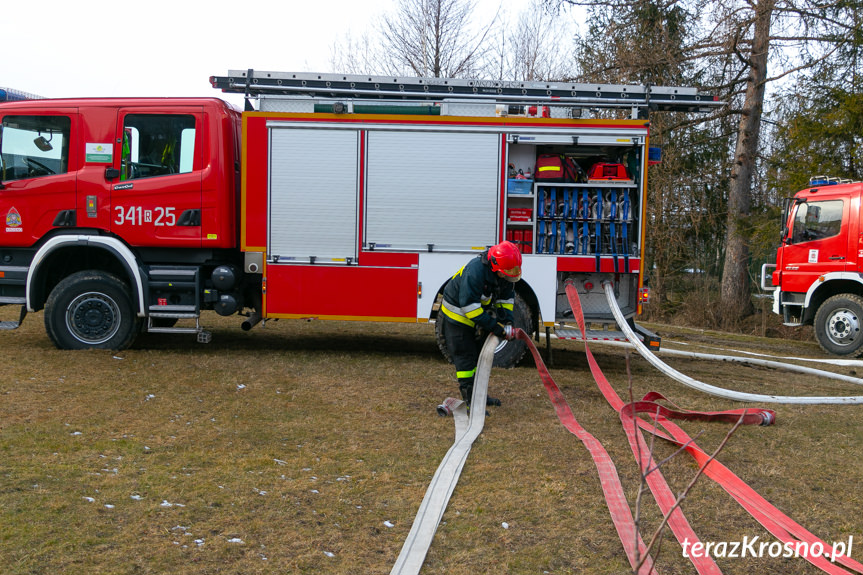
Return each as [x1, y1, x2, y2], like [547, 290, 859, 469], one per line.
[488, 241, 522, 282]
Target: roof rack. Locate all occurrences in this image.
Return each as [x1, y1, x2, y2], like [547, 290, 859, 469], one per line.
[810, 176, 856, 186]
[210, 69, 722, 116]
[0, 87, 44, 102]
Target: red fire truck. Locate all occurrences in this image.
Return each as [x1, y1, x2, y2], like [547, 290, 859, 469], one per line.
[764, 176, 863, 356]
[0, 71, 718, 365]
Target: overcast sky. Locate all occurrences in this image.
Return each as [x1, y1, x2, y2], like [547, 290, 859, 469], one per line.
[4, 0, 545, 106]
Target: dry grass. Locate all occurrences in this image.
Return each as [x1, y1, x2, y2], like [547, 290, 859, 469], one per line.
[1, 307, 862, 574]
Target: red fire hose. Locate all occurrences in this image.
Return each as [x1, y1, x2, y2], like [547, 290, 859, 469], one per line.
[553, 280, 863, 574]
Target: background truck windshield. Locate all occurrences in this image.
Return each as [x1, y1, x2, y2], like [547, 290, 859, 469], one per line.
[792, 199, 843, 243]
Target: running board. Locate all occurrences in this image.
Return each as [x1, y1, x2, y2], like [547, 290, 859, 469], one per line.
[0, 304, 27, 331]
[147, 308, 212, 343]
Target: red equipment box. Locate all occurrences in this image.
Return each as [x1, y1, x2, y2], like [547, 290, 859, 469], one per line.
[507, 208, 533, 222]
[587, 163, 630, 181]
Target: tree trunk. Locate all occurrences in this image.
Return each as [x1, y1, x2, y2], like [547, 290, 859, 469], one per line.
[720, 0, 774, 328]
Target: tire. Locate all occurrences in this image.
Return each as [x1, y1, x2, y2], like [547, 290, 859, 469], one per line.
[813, 294, 863, 357]
[435, 292, 534, 368]
[44, 271, 141, 350]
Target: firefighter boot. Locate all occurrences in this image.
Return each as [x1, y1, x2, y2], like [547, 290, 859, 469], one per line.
[459, 383, 502, 407]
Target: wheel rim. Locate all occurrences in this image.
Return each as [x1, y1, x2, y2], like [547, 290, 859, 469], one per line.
[826, 307, 861, 347]
[65, 291, 122, 345]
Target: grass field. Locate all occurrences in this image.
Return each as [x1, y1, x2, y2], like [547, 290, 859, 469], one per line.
[2, 309, 862, 574]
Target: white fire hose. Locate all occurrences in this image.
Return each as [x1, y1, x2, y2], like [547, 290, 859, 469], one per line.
[603, 281, 863, 404]
[390, 334, 499, 575]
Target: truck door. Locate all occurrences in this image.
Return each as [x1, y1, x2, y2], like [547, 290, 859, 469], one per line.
[110, 108, 203, 247]
[0, 111, 77, 247]
[781, 197, 847, 293]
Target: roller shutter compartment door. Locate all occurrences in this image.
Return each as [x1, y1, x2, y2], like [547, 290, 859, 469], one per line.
[365, 130, 499, 252]
[268, 128, 359, 263]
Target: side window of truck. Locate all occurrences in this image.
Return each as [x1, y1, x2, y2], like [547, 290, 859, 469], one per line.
[792, 199, 843, 243]
[121, 114, 196, 180]
[0, 115, 71, 182]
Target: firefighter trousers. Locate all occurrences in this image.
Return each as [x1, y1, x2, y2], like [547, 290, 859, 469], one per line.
[443, 316, 481, 401]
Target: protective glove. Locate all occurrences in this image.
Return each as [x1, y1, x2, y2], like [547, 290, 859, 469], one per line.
[492, 322, 507, 340]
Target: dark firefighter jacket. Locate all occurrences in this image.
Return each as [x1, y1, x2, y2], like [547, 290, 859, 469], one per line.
[440, 253, 515, 332]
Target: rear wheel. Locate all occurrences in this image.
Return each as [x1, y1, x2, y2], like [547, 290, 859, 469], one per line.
[435, 292, 534, 368]
[814, 294, 863, 357]
[44, 271, 141, 350]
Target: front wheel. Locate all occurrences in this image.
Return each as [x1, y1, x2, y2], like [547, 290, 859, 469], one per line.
[44, 271, 141, 350]
[813, 294, 863, 357]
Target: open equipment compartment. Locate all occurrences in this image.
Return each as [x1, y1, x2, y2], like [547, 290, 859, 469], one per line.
[505, 136, 643, 267]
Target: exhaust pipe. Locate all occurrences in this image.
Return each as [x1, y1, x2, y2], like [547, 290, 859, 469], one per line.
[241, 311, 262, 331]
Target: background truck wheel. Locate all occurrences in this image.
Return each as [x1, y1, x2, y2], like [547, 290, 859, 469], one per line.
[814, 294, 863, 357]
[44, 271, 141, 350]
[435, 292, 534, 368]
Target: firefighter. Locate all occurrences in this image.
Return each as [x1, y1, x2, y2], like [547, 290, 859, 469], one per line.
[440, 241, 522, 407]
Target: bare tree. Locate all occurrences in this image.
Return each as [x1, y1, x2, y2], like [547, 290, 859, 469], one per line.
[328, 30, 381, 75]
[377, 0, 498, 77]
[492, 0, 576, 81]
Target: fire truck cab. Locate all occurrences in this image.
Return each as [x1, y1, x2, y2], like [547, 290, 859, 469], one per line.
[764, 177, 863, 356]
[0, 97, 242, 349]
[1, 71, 719, 364]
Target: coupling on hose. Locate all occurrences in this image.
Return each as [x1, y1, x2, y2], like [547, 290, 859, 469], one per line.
[759, 411, 776, 426]
[436, 397, 463, 417]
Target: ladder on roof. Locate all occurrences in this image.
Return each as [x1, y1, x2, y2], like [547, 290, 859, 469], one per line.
[209, 69, 722, 115]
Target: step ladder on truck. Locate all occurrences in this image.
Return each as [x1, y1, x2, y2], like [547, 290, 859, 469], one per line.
[0, 69, 720, 365]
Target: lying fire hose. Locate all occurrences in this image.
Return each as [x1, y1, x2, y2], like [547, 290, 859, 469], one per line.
[601, 281, 863, 404]
[396, 300, 768, 573]
[579, 281, 863, 574]
[392, 281, 863, 574]
[389, 334, 497, 575]
[599, 339, 863, 387]
[663, 341, 863, 368]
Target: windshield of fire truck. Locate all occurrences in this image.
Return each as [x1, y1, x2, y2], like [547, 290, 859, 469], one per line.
[0, 115, 70, 182]
[791, 199, 843, 243]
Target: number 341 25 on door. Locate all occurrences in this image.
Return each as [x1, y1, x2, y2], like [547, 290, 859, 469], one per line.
[114, 206, 176, 226]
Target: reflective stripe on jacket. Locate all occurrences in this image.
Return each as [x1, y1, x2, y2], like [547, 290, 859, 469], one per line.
[441, 254, 515, 330]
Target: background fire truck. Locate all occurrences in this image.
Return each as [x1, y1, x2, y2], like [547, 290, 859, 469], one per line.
[0, 71, 719, 365]
[763, 176, 863, 356]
